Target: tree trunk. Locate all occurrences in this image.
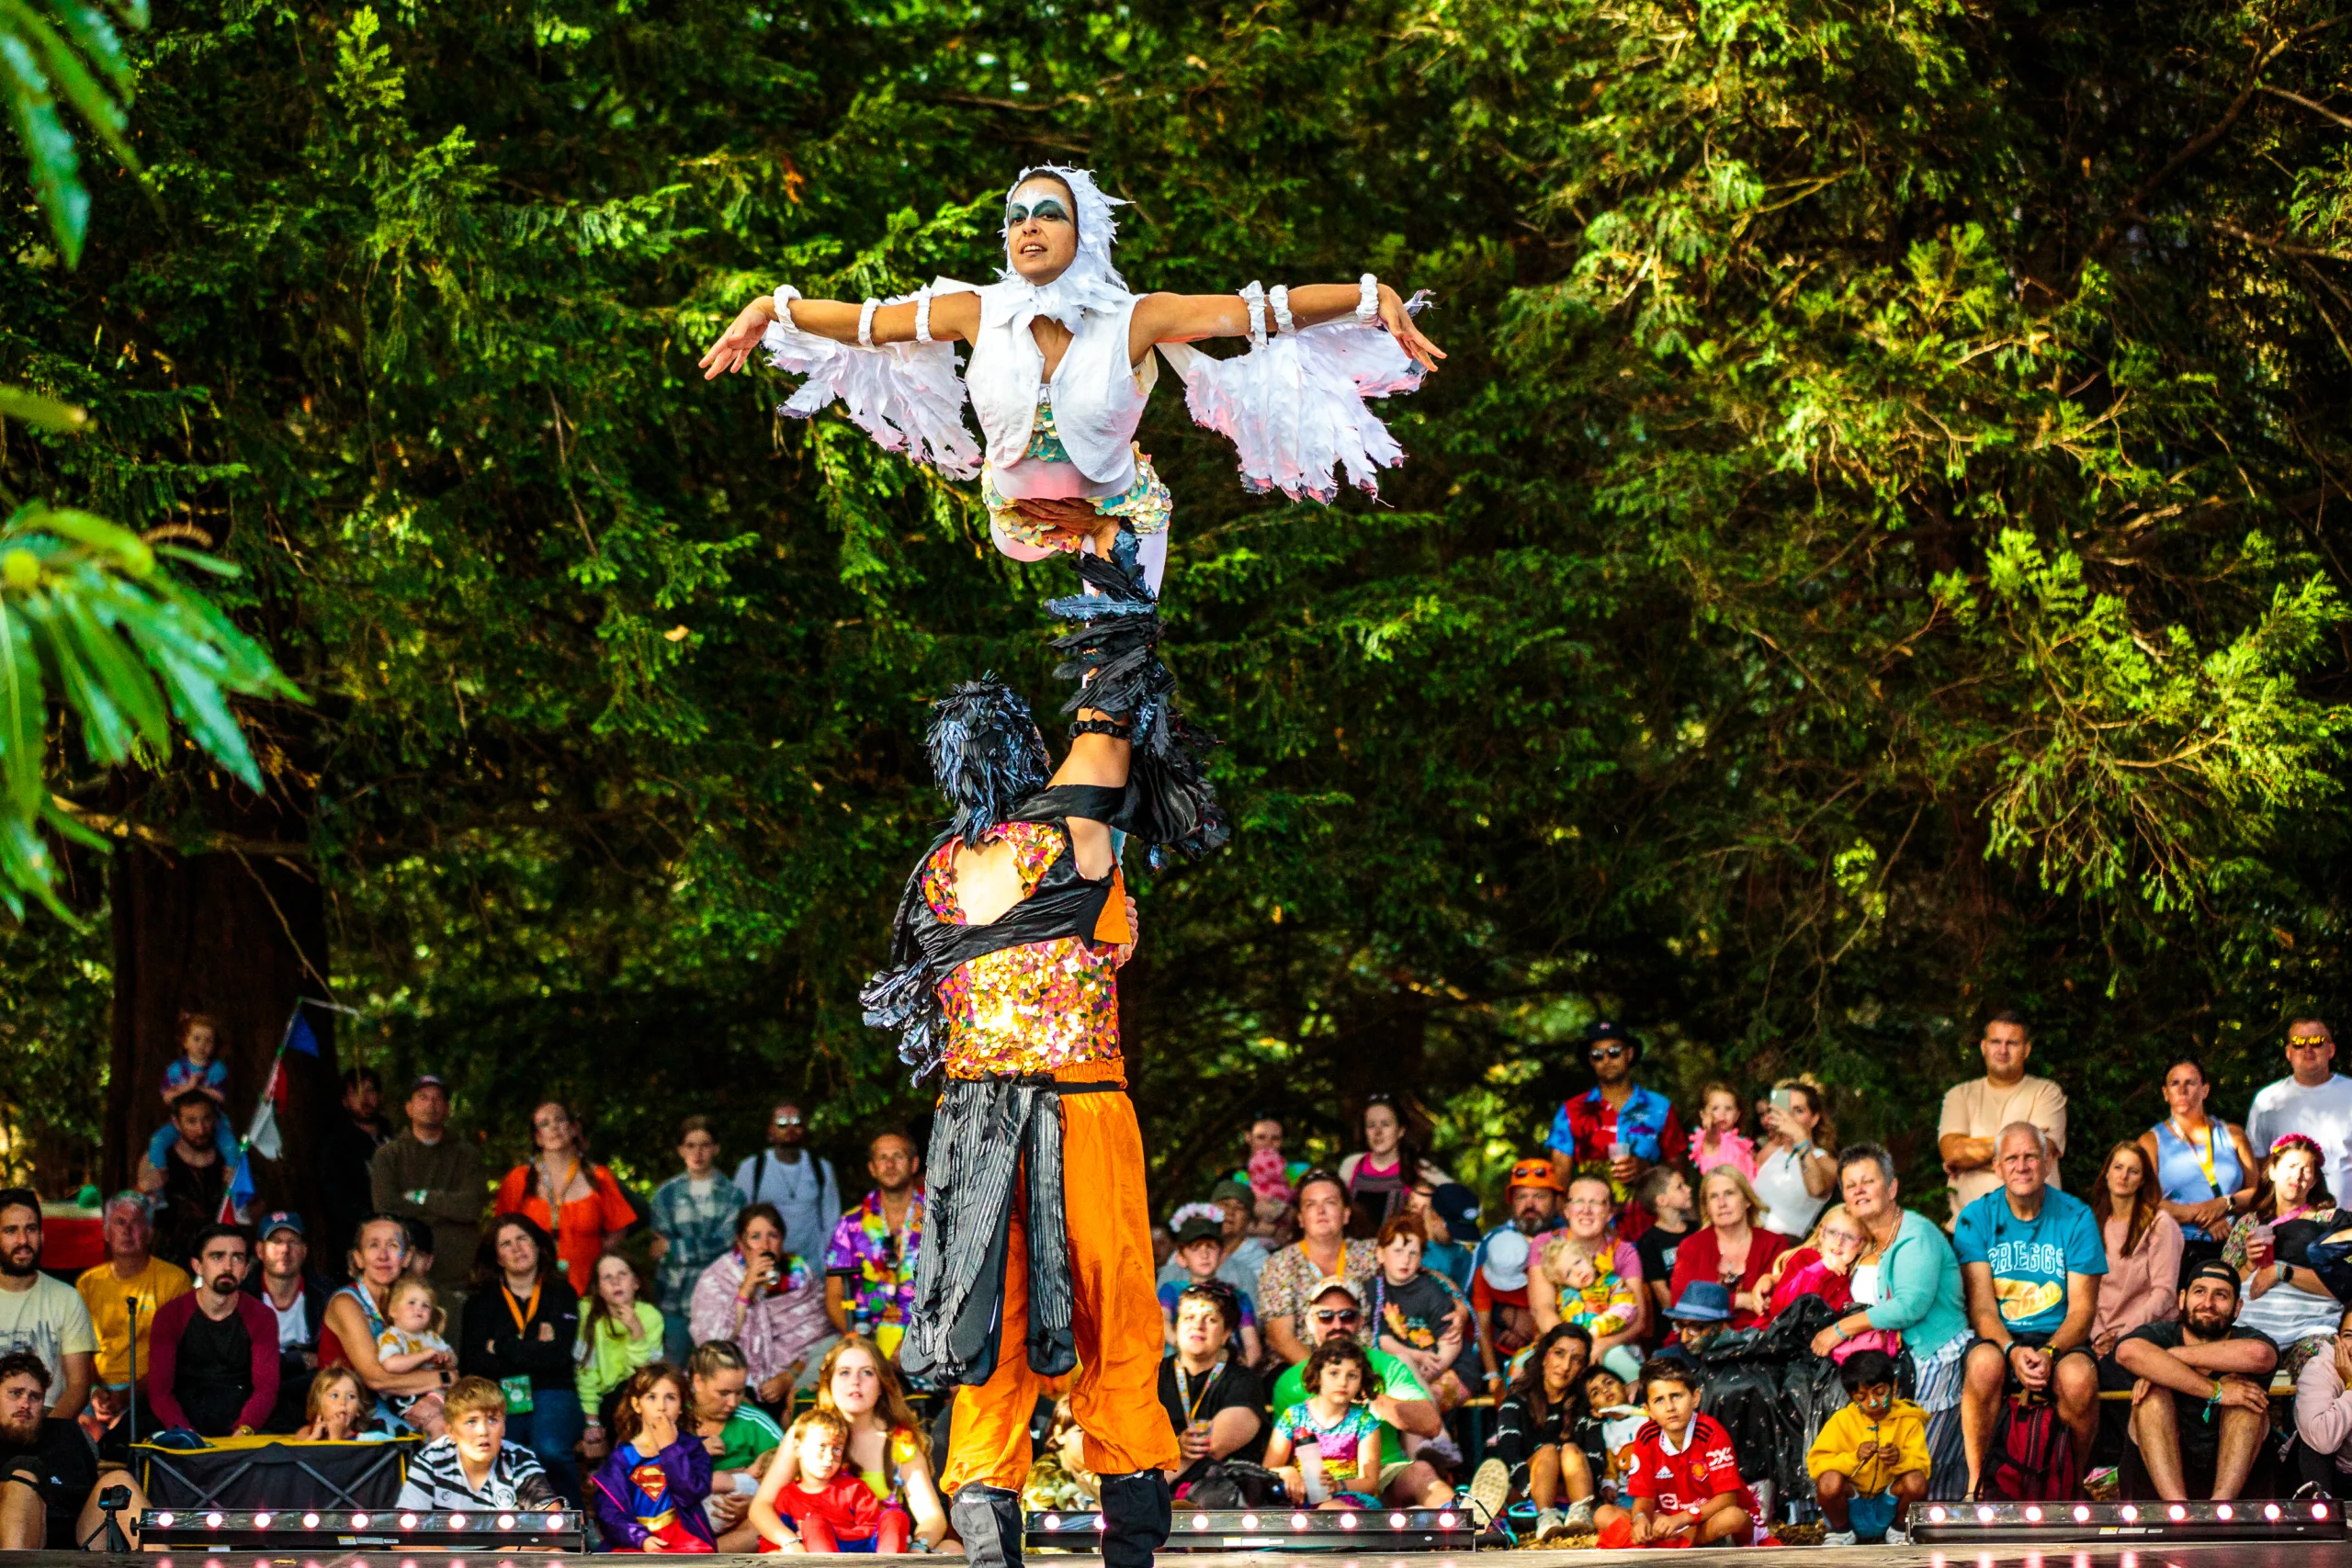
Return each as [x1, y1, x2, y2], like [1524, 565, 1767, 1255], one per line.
[105, 845, 338, 1227]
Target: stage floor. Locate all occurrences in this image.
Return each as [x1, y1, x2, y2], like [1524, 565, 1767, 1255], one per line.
[26, 1547, 2352, 1567]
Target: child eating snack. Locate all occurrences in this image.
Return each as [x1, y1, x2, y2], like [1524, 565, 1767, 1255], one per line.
[296, 1365, 372, 1441]
[768, 1408, 912, 1551]
[1805, 1348, 1928, 1546]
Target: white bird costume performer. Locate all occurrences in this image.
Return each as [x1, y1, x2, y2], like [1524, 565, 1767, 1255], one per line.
[697, 168, 1442, 1568]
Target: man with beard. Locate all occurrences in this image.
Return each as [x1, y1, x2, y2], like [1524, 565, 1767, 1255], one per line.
[1470, 1159, 1567, 1398]
[242, 1213, 333, 1431]
[146, 1227, 278, 1438]
[1546, 1023, 1685, 1238]
[134, 1094, 238, 1265]
[734, 1101, 842, 1271]
[0, 1350, 147, 1550]
[2113, 1261, 2278, 1500]
[824, 1132, 926, 1361]
[0, 1192, 94, 1421]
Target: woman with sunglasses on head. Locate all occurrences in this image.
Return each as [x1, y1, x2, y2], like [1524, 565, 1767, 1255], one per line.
[1752, 1075, 1839, 1240]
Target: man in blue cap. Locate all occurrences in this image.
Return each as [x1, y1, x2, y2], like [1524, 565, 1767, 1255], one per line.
[243, 1212, 333, 1432]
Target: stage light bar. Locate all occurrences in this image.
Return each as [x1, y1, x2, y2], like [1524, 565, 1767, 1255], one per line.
[1027, 1506, 1472, 1553]
[1915, 1499, 2344, 1543]
[141, 1507, 584, 1553]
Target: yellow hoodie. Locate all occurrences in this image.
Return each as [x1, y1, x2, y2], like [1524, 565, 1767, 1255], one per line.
[1806, 1398, 1931, 1495]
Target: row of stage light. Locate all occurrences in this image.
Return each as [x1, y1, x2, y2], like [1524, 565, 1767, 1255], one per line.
[1915, 1499, 2342, 1542]
[1027, 1506, 1471, 1552]
[140, 1507, 586, 1552]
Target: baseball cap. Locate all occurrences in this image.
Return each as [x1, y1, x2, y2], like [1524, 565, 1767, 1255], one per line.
[1208, 1178, 1253, 1207]
[1507, 1156, 1566, 1193]
[1430, 1183, 1481, 1243]
[1308, 1275, 1364, 1306]
[408, 1073, 449, 1094]
[1173, 1214, 1222, 1248]
[257, 1211, 304, 1241]
[1481, 1230, 1531, 1292]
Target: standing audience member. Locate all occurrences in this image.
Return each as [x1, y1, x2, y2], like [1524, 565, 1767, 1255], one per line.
[747, 1336, 948, 1550]
[1591, 1359, 1761, 1548]
[0, 1192, 95, 1420]
[1257, 1172, 1378, 1366]
[457, 1214, 582, 1503]
[324, 1217, 451, 1434]
[1954, 1123, 2106, 1498]
[1368, 1215, 1474, 1407]
[1633, 1168, 1697, 1318]
[243, 1212, 331, 1432]
[493, 1101, 637, 1290]
[146, 1226, 277, 1438]
[588, 1364, 717, 1552]
[2139, 1056, 2257, 1277]
[2112, 1262, 2277, 1501]
[1267, 1278, 1453, 1507]
[1810, 1146, 1971, 1498]
[2292, 1303, 2352, 1498]
[648, 1117, 746, 1365]
[1807, 1348, 1928, 1546]
[1160, 1213, 1261, 1366]
[1547, 1023, 1684, 1235]
[395, 1378, 558, 1509]
[1752, 1077, 1838, 1239]
[1473, 1324, 1598, 1540]
[1939, 1012, 2069, 1217]
[1157, 1284, 1268, 1493]
[685, 1340, 783, 1551]
[1470, 1159, 1567, 1397]
[1238, 1117, 1307, 1198]
[141, 1015, 230, 1178]
[0, 1350, 149, 1551]
[823, 1131, 925, 1359]
[319, 1068, 391, 1281]
[1663, 1168, 1787, 1330]
[2248, 1020, 2352, 1216]
[370, 1075, 485, 1303]
[2088, 1142, 2184, 1356]
[1532, 1174, 1651, 1361]
[72, 1194, 186, 1410]
[1339, 1094, 1449, 1236]
[733, 1102, 842, 1272]
[691, 1203, 832, 1408]
[577, 1252, 664, 1442]
[134, 1094, 237, 1263]
[2222, 1132, 2344, 1377]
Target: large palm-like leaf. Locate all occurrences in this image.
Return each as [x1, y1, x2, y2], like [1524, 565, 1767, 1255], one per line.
[0, 0, 144, 265]
[0, 500, 304, 917]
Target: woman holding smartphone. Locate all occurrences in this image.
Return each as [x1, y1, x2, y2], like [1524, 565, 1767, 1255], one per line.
[1751, 1077, 1838, 1239]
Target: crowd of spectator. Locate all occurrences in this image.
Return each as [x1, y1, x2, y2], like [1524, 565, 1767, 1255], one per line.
[11, 1010, 2352, 1551]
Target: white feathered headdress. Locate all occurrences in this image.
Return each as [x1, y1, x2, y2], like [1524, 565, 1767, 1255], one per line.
[998, 164, 1135, 328]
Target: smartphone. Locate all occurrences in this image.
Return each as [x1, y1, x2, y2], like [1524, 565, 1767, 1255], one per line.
[1770, 1089, 1794, 1114]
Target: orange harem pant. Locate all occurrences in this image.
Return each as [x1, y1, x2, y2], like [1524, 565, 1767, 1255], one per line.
[940, 1056, 1180, 1491]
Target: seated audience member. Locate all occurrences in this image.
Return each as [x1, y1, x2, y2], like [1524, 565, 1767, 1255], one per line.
[1340, 1093, 1451, 1236]
[1633, 1168, 1696, 1317]
[1160, 1211, 1261, 1364]
[2138, 1056, 2259, 1278]
[1665, 1168, 1788, 1331]
[1758, 1207, 1896, 1359]
[747, 1336, 946, 1551]
[1955, 1122, 2106, 1497]
[1690, 1083, 1757, 1179]
[1269, 1278, 1452, 1506]
[1592, 1359, 1763, 1548]
[1159, 1283, 1269, 1493]
[1258, 1173, 1378, 1367]
[1416, 1183, 1480, 1292]
[2089, 1142, 2185, 1356]
[1808, 1348, 1928, 1546]
[1470, 1323, 1598, 1540]
[588, 1364, 717, 1552]
[244, 1211, 332, 1432]
[1753, 1077, 1838, 1239]
[1212, 1179, 1274, 1289]
[649, 1117, 747, 1366]
[0, 1191, 98, 1426]
[577, 1252, 664, 1443]
[1532, 1175, 1649, 1361]
[145, 1225, 278, 1438]
[1237, 1116, 1307, 1201]
[1266, 1339, 1390, 1508]
[0, 1350, 148, 1551]
[1575, 1360, 1646, 1501]
[689, 1203, 832, 1406]
[375, 1276, 455, 1437]
[1369, 1215, 1476, 1408]
[1471, 1159, 1567, 1396]
[1548, 1023, 1683, 1239]
[821, 1131, 923, 1361]
[764, 1408, 910, 1552]
[397, 1377, 559, 1509]
[2293, 1303, 2352, 1498]
[684, 1340, 783, 1551]
[2113, 1262, 2278, 1501]
[294, 1364, 372, 1441]
[458, 1214, 582, 1503]
[73, 1193, 187, 1412]
[2224, 1133, 2345, 1378]
[1659, 1281, 1736, 1358]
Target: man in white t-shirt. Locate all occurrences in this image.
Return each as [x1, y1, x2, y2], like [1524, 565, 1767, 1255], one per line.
[0, 1190, 96, 1419]
[1938, 1012, 2068, 1217]
[2246, 1018, 2352, 1204]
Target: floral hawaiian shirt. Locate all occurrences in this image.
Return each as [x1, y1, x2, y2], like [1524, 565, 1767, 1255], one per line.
[824, 1189, 927, 1357]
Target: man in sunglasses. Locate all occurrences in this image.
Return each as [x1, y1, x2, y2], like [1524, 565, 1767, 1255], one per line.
[1267, 1278, 1453, 1508]
[1546, 1022, 1685, 1241]
[1469, 1159, 1568, 1398]
[2248, 1018, 2352, 1210]
[732, 1102, 841, 1269]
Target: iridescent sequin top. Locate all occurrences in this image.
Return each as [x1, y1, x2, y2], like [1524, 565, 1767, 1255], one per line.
[922, 820, 1136, 1077]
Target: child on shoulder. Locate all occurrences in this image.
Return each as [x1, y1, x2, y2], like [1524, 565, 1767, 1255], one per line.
[1689, 1083, 1757, 1179]
[144, 1012, 232, 1171]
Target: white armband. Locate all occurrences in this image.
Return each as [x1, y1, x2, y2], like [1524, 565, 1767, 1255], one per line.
[1269, 285, 1295, 336]
[1238, 281, 1268, 348]
[857, 298, 880, 348]
[773, 285, 801, 328]
[913, 287, 934, 344]
[1355, 273, 1379, 323]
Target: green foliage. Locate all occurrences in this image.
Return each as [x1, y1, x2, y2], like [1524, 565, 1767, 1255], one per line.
[0, 0, 144, 264]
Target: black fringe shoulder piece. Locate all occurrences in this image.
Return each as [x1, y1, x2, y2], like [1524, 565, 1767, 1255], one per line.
[1044, 529, 1230, 867]
[925, 675, 1051, 847]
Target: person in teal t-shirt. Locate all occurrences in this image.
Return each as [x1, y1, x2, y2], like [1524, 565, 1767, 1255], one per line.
[1267, 1277, 1453, 1507]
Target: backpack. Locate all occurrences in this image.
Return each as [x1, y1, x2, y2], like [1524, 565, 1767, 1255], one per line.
[1986, 1396, 2079, 1502]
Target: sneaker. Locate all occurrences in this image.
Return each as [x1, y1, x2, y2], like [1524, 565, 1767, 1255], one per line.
[1565, 1499, 1595, 1532]
[1822, 1529, 1859, 1547]
[1466, 1459, 1510, 1529]
[1883, 1525, 1912, 1546]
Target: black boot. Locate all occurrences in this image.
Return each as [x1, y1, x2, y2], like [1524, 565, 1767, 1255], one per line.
[952, 1484, 1025, 1568]
[1099, 1470, 1171, 1568]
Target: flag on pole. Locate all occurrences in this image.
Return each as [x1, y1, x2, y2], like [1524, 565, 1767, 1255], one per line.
[225, 999, 324, 1219]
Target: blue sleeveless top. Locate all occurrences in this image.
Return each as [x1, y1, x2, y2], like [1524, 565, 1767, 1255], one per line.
[2151, 1120, 2245, 1204]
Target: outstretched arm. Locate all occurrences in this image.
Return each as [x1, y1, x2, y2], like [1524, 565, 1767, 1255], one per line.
[1129, 284, 1443, 369]
[699, 290, 984, 379]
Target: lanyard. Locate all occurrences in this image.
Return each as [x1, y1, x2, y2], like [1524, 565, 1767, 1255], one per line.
[1175, 1363, 1223, 1427]
[2172, 1119, 2222, 1197]
[541, 1157, 581, 1207]
[503, 1281, 542, 1334]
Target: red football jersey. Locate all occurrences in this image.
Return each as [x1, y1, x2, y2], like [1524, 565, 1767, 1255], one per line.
[1623, 1413, 1758, 1518]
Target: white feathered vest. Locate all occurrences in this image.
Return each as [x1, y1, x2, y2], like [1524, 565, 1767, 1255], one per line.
[962, 280, 1154, 499]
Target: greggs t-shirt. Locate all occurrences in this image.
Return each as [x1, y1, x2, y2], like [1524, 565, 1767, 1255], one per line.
[1951, 1186, 2106, 1338]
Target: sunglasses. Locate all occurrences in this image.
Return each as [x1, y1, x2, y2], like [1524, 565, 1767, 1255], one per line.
[1312, 1308, 1363, 1325]
[1589, 1044, 1629, 1061]
[1004, 197, 1072, 228]
[774, 1114, 803, 1127]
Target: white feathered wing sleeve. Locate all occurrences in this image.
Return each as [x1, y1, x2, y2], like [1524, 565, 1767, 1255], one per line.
[1158, 292, 1432, 503]
[760, 281, 982, 479]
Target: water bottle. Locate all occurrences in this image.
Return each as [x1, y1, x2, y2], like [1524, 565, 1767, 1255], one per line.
[1300, 1443, 1328, 1506]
